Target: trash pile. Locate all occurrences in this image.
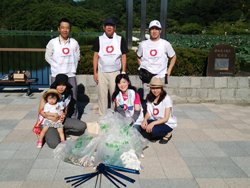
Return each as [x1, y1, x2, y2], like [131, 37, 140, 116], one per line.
[53, 110, 149, 170]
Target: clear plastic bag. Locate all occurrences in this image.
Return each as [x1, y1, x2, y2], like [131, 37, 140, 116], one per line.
[53, 133, 101, 166]
[94, 110, 150, 167]
[53, 109, 150, 169]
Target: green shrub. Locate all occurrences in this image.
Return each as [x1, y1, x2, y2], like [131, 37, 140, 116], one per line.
[78, 46, 240, 76]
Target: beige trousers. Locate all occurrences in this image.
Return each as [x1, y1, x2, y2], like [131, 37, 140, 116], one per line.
[98, 71, 120, 116]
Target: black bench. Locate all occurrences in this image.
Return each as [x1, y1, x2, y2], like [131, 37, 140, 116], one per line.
[0, 78, 38, 95]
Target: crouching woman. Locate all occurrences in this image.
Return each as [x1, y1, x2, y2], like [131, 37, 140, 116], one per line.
[141, 77, 177, 144]
[112, 74, 144, 131]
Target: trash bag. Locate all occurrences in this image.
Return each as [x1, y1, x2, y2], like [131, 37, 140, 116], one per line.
[53, 133, 101, 166]
[53, 109, 150, 169]
[94, 110, 150, 167]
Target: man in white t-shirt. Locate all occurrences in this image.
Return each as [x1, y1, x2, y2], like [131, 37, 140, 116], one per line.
[137, 20, 177, 99]
[45, 18, 79, 119]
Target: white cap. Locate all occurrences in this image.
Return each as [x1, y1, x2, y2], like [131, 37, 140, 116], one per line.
[149, 20, 162, 29]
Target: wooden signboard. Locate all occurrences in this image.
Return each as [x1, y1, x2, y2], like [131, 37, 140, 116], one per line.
[207, 44, 235, 76]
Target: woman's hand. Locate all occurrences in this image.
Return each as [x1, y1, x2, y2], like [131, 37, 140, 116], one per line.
[146, 122, 155, 133]
[59, 112, 66, 123]
[141, 119, 148, 130]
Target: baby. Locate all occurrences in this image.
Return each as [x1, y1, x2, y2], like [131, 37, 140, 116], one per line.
[37, 89, 65, 148]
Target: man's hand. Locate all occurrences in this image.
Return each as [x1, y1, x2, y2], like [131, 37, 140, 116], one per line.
[93, 73, 98, 83]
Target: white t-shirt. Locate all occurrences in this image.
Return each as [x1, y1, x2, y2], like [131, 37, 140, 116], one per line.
[137, 39, 175, 78]
[146, 94, 177, 129]
[44, 102, 64, 116]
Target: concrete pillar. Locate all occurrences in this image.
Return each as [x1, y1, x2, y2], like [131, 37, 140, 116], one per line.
[160, 0, 168, 39]
[140, 0, 146, 41]
[126, 0, 133, 49]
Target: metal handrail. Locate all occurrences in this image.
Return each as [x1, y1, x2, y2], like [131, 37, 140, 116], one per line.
[0, 48, 49, 85]
[0, 48, 46, 52]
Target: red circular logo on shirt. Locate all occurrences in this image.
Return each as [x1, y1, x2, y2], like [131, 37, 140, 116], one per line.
[124, 104, 128, 111]
[150, 49, 157, 56]
[62, 48, 70, 55]
[106, 46, 114, 53]
[153, 108, 159, 115]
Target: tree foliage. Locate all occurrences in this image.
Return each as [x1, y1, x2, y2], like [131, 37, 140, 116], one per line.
[0, 0, 249, 32]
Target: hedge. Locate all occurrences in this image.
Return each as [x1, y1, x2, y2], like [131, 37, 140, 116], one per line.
[78, 46, 240, 76]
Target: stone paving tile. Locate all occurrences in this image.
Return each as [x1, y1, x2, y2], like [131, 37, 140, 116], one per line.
[164, 165, 194, 179]
[185, 112, 206, 119]
[0, 168, 30, 181]
[173, 111, 190, 119]
[236, 142, 250, 154]
[0, 120, 19, 130]
[0, 105, 19, 111]
[12, 149, 40, 160]
[184, 130, 212, 141]
[9, 99, 28, 105]
[14, 119, 36, 130]
[31, 158, 60, 169]
[0, 99, 13, 105]
[215, 141, 250, 157]
[183, 157, 211, 167]
[0, 181, 23, 188]
[224, 178, 250, 188]
[0, 111, 12, 119]
[26, 169, 57, 181]
[220, 129, 250, 141]
[202, 129, 231, 141]
[188, 166, 220, 178]
[5, 111, 29, 120]
[5, 159, 35, 170]
[159, 156, 187, 167]
[139, 163, 166, 179]
[23, 111, 38, 119]
[192, 119, 216, 129]
[176, 119, 199, 129]
[138, 179, 167, 188]
[0, 142, 21, 150]
[207, 157, 238, 167]
[196, 178, 229, 188]
[1, 130, 31, 143]
[168, 179, 200, 188]
[0, 159, 10, 173]
[172, 129, 192, 141]
[214, 166, 248, 178]
[0, 150, 16, 159]
[199, 112, 221, 119]
[231, 123, 250, 130]
[21, 181, 53, 188]
[194, 141, 227, 157]
[54, 168, 84, 181]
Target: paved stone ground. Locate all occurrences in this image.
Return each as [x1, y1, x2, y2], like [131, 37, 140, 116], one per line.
[1, 88, 250, 188]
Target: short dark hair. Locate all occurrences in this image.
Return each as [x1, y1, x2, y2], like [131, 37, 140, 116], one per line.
[58, 18, 71, 28]
[45, 93, 60, 103]
[146, 88, 167, 105]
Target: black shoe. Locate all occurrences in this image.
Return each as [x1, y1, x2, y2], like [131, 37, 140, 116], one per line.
[159, 134, 172, 144]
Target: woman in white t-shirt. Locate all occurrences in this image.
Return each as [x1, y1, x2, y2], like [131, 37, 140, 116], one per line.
[141, 77, 177, 144]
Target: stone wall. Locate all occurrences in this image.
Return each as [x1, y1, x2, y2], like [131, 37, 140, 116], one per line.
[76, 75, 250, 104]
